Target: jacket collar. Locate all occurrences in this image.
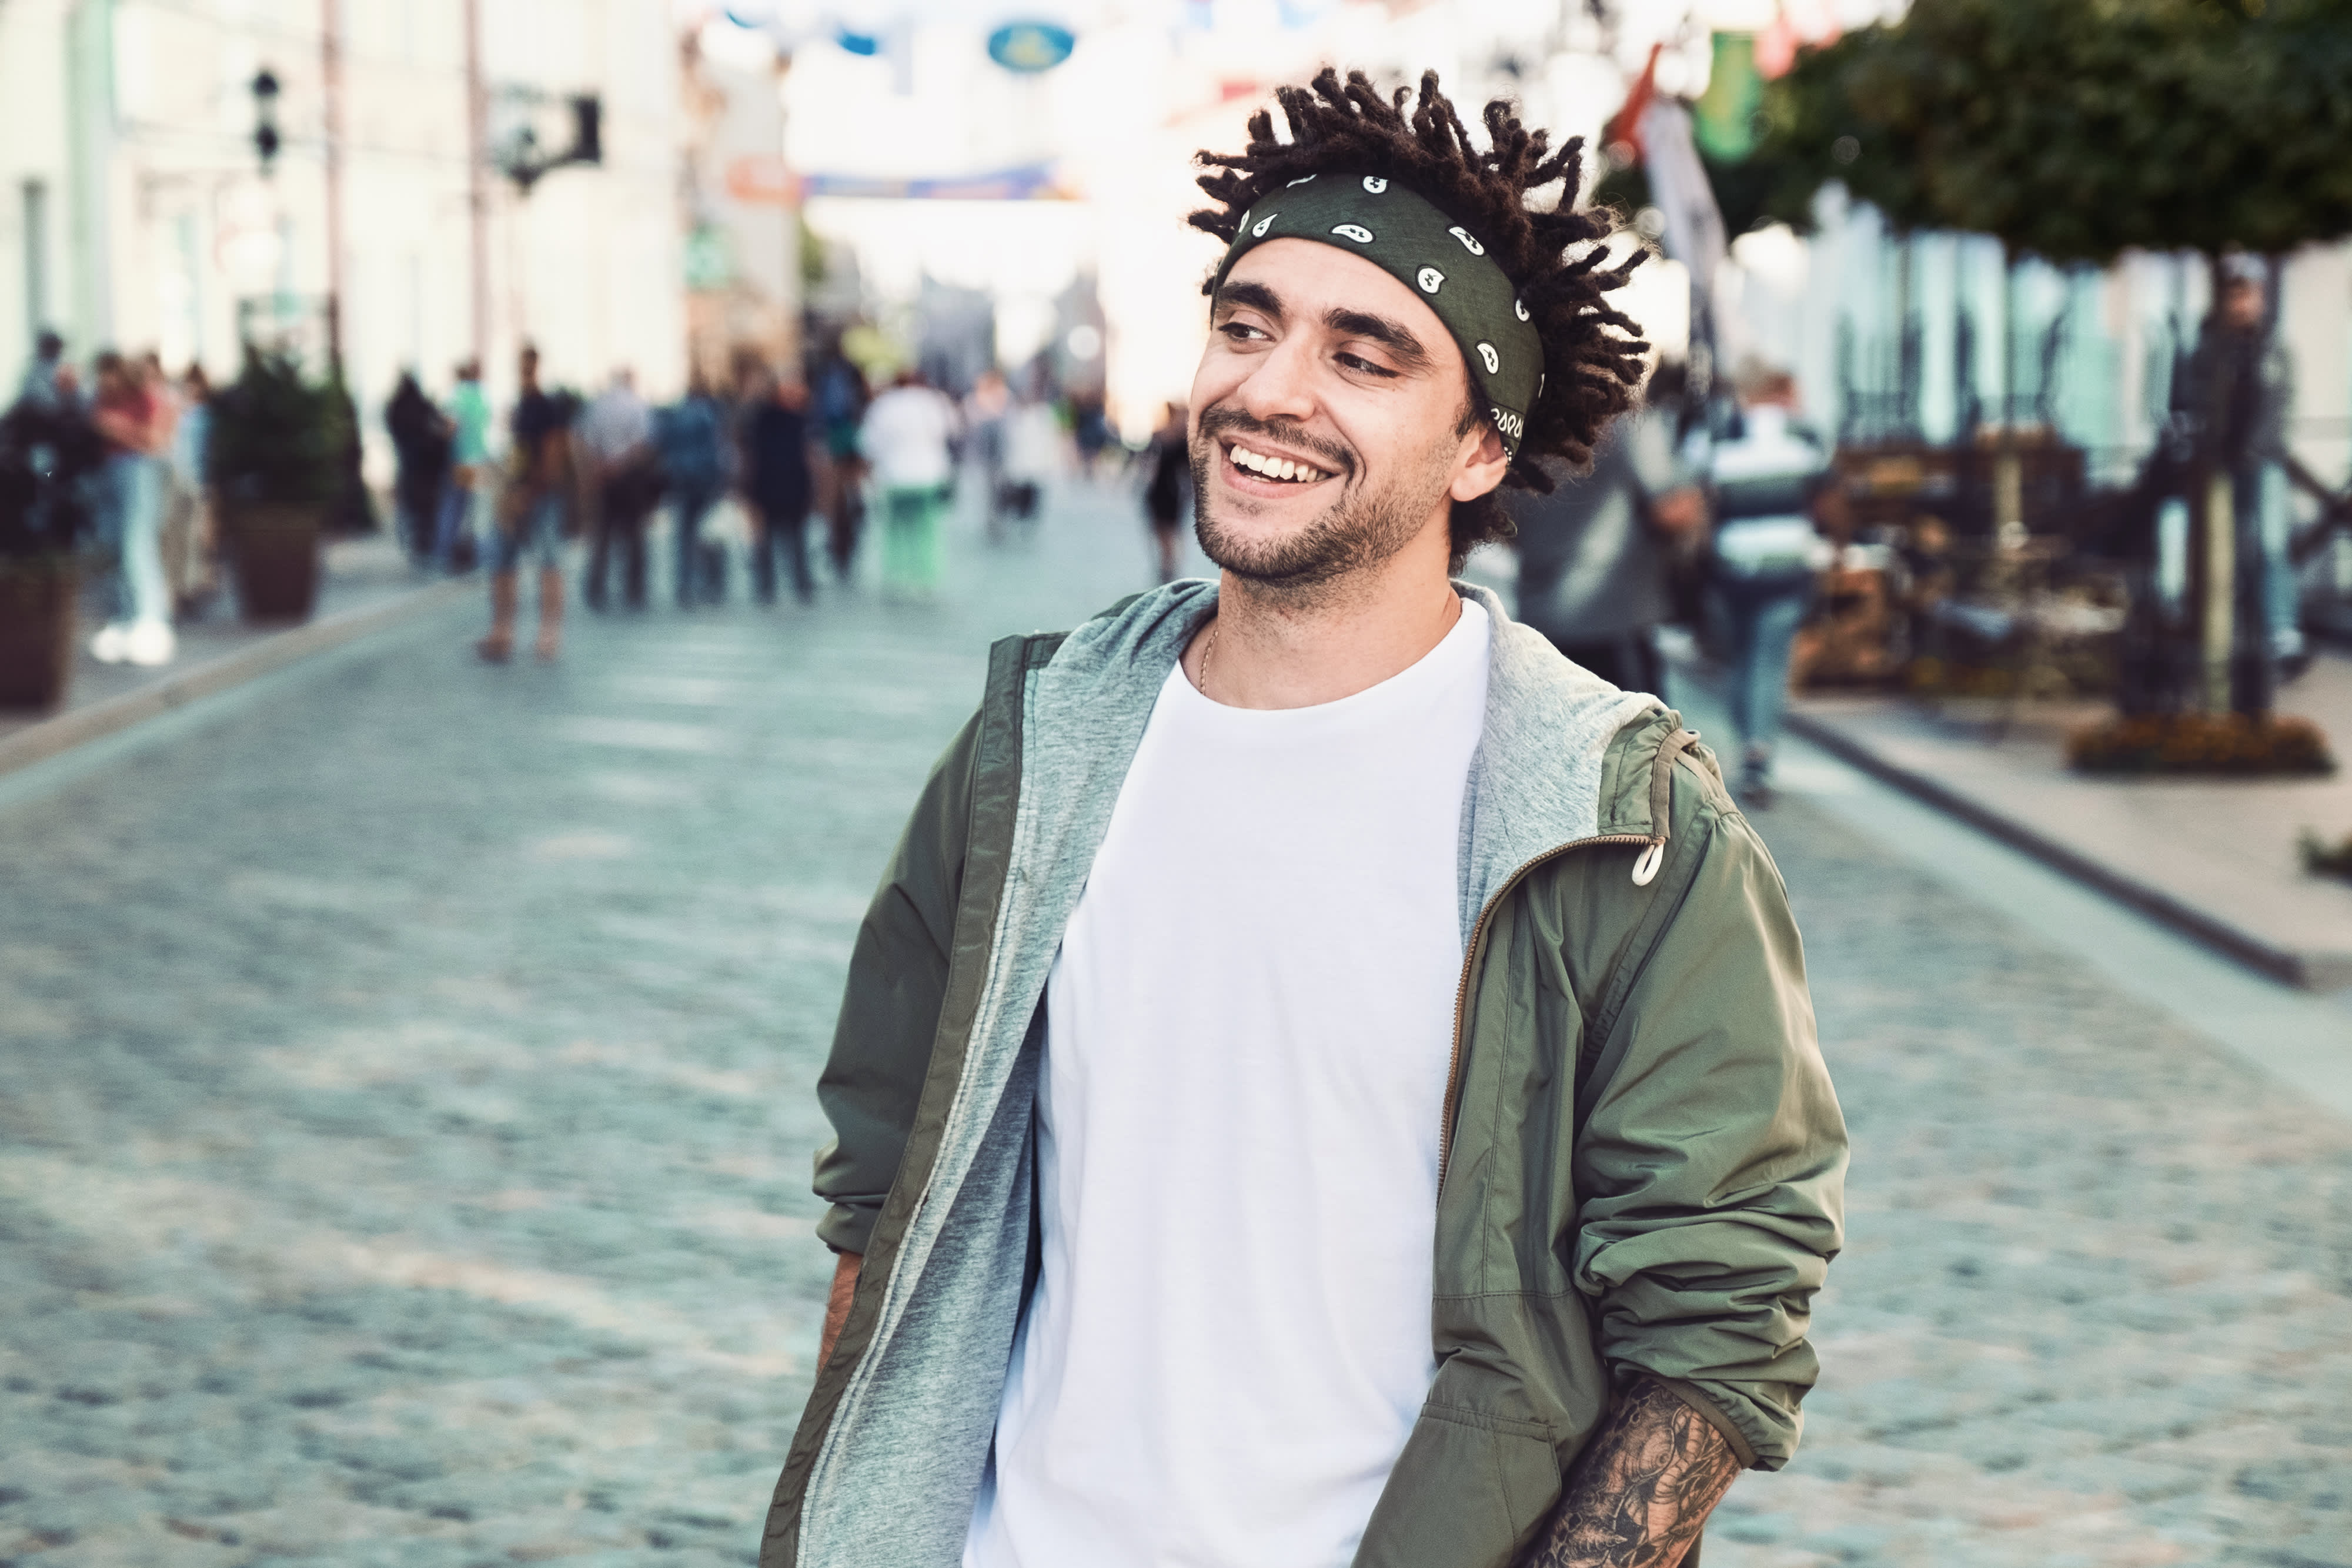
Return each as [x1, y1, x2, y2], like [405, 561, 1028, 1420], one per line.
[1452, 582, 1662, 938]
[1038, 577, 1662, 944]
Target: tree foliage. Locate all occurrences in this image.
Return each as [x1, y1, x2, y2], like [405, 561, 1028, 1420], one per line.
[1755, 0, 2352, 262]
[208, 346, 355, 509]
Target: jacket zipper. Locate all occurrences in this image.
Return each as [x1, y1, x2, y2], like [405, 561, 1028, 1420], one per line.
[1436, 831, 1655, 1191]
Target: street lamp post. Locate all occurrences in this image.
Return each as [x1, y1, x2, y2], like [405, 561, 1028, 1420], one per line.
[487, 88, 604, 352]
[465, 0, 488, 370]
[320, 0, 346, 376]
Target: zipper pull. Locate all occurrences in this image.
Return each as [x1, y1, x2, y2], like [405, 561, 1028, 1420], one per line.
[1631, 839, 1665, 887]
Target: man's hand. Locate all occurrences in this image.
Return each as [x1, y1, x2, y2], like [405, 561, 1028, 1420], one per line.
[818, 1252, 863, 1367]
[1522, 1378, 1740, 1568]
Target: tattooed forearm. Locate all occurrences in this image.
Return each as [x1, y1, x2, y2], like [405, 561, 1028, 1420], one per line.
[1520, 1378, 1740, 1568]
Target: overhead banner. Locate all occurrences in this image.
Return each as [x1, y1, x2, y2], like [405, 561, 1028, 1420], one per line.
[725, 155, 1068, 203]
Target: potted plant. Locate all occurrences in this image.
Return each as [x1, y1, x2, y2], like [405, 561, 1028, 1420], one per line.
[206, 345, 352, 621]
[0, 399, 107, 708]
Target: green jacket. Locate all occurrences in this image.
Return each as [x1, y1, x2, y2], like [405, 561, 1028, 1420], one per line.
[762, 582, 1845, 1568]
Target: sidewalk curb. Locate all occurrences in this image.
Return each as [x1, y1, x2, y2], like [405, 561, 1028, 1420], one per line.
[1784, 708, 2352, 992]
[0, 579, 473, 783]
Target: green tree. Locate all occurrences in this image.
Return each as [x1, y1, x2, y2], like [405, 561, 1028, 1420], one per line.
[1758, 0, 2352, 718]
[1757, 0, 2352, 264]
[1753, 29, 1939, 237]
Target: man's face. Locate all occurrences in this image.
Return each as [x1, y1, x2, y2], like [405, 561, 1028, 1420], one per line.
[2222, 281, 2264, 332]
[1187, 239, 1507, 592]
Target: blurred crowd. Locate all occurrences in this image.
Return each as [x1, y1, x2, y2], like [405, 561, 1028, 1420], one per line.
[1, 325, 1095, 676]
[9, 331, 219, 668]
[375, 344, 1085, 663]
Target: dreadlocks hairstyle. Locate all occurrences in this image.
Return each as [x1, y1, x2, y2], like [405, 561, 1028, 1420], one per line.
[1191, 68, 1649, 563]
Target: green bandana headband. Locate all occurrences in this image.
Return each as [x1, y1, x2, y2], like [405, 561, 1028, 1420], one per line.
[1211, 174, 1544, 457]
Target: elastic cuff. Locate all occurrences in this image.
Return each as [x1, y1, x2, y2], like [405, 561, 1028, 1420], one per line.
[814, 1200, 880, 1256]
[1648, 1378, 1760, 1470]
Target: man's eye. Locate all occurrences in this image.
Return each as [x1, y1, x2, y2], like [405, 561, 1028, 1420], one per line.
[1337, 352, 1396, 377]
[1220, 321, 1267, 342]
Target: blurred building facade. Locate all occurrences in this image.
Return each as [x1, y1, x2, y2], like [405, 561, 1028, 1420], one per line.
[1733, 196, 2352, 500]
[0, 0, 689, 469]
[678, 26, 801, 389]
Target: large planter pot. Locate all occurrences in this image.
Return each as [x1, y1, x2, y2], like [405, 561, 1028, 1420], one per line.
[0, 557, 79, 709]
[229, 503, 324, 622]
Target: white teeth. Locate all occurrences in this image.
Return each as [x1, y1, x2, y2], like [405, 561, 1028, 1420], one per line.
[1230, 443, 1323, 482]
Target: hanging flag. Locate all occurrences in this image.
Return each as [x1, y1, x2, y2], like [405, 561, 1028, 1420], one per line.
[1602, 43, 1663, 161]
[1693, 32, 1762, 162]
[1638, 100, 1728, 300]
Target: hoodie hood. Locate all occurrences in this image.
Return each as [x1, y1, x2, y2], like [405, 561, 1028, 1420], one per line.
[1038, 577, 1662, 941]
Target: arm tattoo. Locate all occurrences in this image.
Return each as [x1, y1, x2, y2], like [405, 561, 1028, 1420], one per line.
[1521, 1378, 1741, 1568]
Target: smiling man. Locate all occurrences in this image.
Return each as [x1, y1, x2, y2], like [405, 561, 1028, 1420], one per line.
[760, 70, 1845, 1568]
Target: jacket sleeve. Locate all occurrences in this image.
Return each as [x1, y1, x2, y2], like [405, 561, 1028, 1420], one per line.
[810, 709, 982, 1255]
[1569, 790, 1847, 1470]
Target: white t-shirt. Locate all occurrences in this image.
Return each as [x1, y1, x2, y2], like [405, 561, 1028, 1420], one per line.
[964, 600, 1493, 1568]
[860, 385, 958, 490]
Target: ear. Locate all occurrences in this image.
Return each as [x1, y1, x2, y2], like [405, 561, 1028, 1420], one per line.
[1448, 420, 1511, 503]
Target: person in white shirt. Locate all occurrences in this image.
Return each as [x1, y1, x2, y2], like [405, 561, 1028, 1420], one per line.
[578, 367, 658, 610]
[859, 370, 959, 596]
[766, 68, 1842, 1568]
[1700, 363, 1834, 805]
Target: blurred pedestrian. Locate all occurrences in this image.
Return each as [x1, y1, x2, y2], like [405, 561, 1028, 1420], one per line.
[813, 348, 869, 583]
[577, 367, 660, 611]
[1140, 401, 1190, 583]
[437, 359, 490, 571]
[740, 367, 816, 606]
[14, 330, 71, 414]
[1705, 363, 1832, 805]
[965, 369, 1013, 540]
[860, 369, 957, 598]
[88, 352, 173, 666]
[656, 371, 731, 606]
[1070, 390, 1111, 479]
[478, 345, 569, 663]
[386, 371, 453, 569]
[1511, 364, 1705, 702]
[998, 377, 1061, 527]
[2176, 269, 2302, 684]
[135, 353, 196, 613]
[164, 364, 218, 613]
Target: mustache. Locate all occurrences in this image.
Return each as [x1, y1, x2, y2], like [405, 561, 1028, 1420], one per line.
[1194, 407, 1356, 479]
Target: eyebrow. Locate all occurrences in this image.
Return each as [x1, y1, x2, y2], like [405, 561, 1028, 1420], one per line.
[1212, 280, 1437, 375]
[1322, 307, 1434, 373]
[1213, 279, 1285, 321]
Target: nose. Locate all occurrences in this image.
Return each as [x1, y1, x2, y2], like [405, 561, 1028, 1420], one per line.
[1232, 332, 1319, 429]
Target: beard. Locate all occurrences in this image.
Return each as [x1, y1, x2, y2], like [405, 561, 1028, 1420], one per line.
[1189, 405, 1456, 597]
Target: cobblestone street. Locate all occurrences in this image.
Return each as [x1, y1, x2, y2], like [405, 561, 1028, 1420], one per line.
[4, 483, 2349, 1568]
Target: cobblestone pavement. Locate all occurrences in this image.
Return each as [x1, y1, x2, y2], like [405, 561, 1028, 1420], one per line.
[3, 485, 2348, 1567]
